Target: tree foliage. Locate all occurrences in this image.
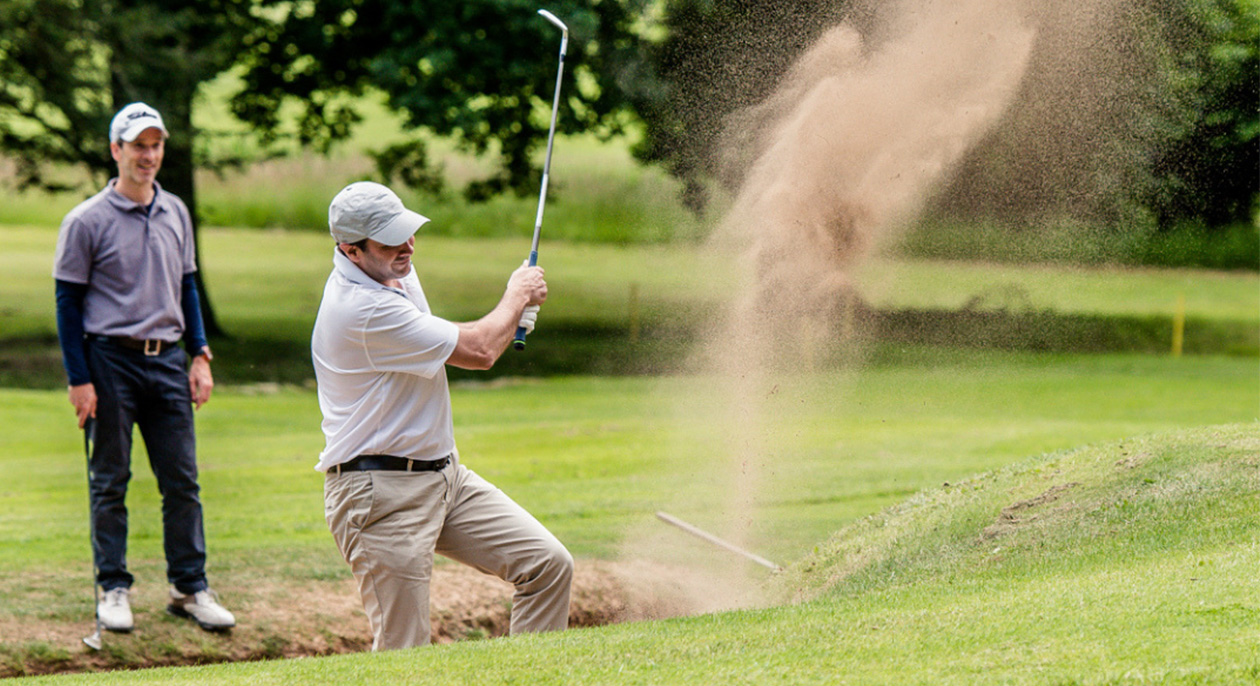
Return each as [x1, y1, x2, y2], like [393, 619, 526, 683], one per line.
[0, 0, 258, 334]
[627, 0, 855, 213]
[633, 0, 1257, 231]
[936, 0, 1259, 231]
[233, 0, 649, 200]
[1143, 0, 1259, 228]
[0, 0, 114, 189]
[1, 0, 1253, 244]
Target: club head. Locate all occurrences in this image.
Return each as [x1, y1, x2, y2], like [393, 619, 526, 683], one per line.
[537, 9, 568, 33]
[83, 632, 102, 651]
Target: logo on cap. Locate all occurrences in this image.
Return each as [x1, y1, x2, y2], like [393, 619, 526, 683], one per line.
[110, 103, 169, 143]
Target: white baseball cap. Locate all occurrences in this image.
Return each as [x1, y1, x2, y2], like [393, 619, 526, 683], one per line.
[109, 102, 169, 143]
[329, 182, 430, 246]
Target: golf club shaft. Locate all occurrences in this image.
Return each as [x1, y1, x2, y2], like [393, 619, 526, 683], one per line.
[656, 511, 783, 572]
[514, 11, 568, 351]
[82, 418, 102, 650]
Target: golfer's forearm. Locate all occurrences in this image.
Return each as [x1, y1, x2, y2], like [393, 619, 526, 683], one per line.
[449, 295, 529, 369]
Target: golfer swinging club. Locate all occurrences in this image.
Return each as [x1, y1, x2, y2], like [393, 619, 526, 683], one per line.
[313, 182, 572, 650]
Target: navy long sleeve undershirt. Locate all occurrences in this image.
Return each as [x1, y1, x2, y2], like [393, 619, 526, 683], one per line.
[55, 274, 209, 386]
[54, 280, 91, 386]
[181, 272, 209, 357]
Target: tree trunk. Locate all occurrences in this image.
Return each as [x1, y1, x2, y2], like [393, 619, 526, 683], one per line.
[112, 77, 226, 338]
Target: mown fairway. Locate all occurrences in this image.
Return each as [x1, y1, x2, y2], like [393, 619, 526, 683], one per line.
[3, 223, 1256, 364]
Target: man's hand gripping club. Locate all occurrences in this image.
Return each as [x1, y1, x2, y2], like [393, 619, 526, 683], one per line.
[447, 262, 547, 370]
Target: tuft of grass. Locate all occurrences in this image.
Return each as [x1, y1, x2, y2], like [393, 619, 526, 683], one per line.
[776, 424, 1260, 604]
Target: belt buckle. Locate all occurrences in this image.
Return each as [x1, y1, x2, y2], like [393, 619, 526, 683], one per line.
[143, 339, 161, 356]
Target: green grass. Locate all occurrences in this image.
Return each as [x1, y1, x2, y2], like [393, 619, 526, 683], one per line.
[6, 421, 1256, 684]
[3, 224, 1256, 384]
[1, 71, 705, 246]
[2, 216, 1257, 679]
[4, 352, 1254, 572]
[900, 217, 1260, 271]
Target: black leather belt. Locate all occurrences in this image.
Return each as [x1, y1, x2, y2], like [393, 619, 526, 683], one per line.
[332, 455, 451, 475]
[94, 335, 177, 356]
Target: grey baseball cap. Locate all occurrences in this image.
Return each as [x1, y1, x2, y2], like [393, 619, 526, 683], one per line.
[329, 182, 430, 246]
[110, 102, 168, 143]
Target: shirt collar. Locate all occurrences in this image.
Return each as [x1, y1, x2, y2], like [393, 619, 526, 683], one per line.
[332, 247, 408, 296]
[105, 178, 166, 214]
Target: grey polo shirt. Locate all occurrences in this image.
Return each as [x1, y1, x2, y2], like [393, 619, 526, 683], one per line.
[52, 179, 197, 341]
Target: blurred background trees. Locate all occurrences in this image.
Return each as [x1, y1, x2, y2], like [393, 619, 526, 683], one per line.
[0, 0, 1254, 269]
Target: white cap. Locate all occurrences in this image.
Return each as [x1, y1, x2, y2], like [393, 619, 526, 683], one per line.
[329, 182, 429, 246]
[109, 102, 169, 143]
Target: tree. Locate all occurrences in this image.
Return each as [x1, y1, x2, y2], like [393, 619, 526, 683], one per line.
[0, 0, 259, 336]
[628, 0, 856, 213]
[633, 0, 1257, 231]
[232, 0, 648, 201]
[935, 0, 1259, 232]
[1143, 0, 1258, 228]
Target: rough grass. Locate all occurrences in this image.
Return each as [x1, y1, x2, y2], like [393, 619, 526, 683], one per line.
[1, 349, 1255, 678]
[7, 424, 1256, 685]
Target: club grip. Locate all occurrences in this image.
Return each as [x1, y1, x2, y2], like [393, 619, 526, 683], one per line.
[512, 251, 539, 351]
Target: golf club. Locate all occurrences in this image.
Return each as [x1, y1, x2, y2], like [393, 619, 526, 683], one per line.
[513, 8, 569, 351]
[656, 511, 783, 572]
[81, 418, 102, 651]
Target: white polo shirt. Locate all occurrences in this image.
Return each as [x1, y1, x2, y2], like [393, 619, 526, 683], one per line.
[312, 249, 461, 472]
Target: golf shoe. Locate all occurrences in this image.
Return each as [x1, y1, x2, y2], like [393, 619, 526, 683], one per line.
[167, 588, 236, 631]
[97, 587, 134, 632]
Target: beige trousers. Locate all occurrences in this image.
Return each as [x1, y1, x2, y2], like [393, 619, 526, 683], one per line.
[324, 460, 573, 651]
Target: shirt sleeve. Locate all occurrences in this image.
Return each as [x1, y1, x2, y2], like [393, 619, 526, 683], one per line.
[170, 193, 198, 276]
[55, 279, 91, 385]
[362, 296, 459, 379]
[52, 214, 92, 285]
[181, 272, 208, 355]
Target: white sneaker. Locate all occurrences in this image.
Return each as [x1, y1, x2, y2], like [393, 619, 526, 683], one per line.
[97, 587, 134, 632]
[167, 588, 236, 631]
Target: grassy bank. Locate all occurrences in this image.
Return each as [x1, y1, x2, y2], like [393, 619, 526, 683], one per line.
[6, 420, 1255, 684]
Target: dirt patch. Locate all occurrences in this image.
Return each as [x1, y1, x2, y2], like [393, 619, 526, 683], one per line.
[982, 482, 1081, 539]
[0, 560, 677, 678]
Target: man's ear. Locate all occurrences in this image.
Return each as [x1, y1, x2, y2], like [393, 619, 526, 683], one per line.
[109, 142, 122, 163]
[338, 243, 359, 261]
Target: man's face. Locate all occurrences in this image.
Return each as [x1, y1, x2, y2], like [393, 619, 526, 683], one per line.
[110, 128, 165, 189]
[344, 236, 415, 285]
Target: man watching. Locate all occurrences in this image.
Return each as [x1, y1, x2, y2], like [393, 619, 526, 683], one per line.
[53, 102, 235, 633]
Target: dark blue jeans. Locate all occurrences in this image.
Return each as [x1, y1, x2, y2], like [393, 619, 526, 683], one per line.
[87, 338, 208, 594]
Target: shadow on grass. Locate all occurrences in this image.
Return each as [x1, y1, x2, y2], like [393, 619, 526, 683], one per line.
[3, 309, 1255, 390]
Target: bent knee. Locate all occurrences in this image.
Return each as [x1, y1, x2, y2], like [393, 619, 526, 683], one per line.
[544, 542, 574, 583]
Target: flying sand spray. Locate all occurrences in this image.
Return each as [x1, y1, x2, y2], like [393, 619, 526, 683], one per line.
[647, 0, 1037, 609]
